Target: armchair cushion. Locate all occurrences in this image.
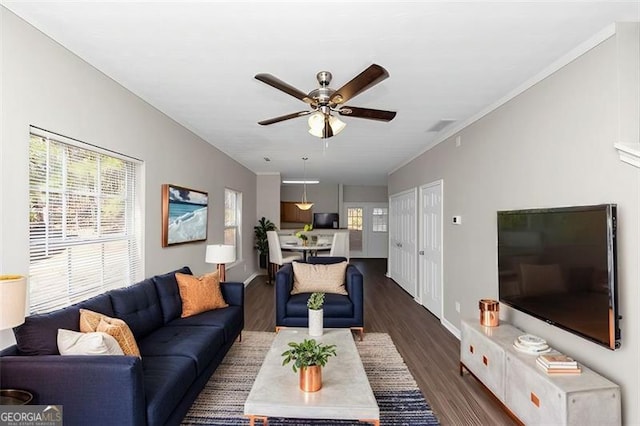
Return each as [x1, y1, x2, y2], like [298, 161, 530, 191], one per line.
[286, 293, 353, 318]
[291, 261, 348, 295]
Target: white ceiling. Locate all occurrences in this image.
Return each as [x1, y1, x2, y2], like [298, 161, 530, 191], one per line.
[4, 1, 640, 185]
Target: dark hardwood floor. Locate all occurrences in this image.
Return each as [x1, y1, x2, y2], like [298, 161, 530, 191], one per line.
[244, 258, 517, 426]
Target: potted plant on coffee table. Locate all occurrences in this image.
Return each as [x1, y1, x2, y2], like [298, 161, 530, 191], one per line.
[307, 292, 325, 337]
[281, 338, 337, 392]
[254, 217, 277, 269]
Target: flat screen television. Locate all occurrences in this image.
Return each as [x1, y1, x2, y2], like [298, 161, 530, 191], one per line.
[497, 204, 620, 350]
[313, 213, 339, 229]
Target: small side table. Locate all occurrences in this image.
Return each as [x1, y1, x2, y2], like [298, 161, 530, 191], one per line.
[0, 389, 33, 405]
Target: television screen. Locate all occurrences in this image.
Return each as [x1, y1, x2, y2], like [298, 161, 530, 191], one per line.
[313, 213, 339, 229]
[497, 204, 619, 350]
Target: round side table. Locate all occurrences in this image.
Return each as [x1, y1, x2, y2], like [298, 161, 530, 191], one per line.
[0, 389, 33, 405]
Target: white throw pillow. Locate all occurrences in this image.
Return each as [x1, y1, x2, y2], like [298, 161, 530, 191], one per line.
[57, 329, 124, 356]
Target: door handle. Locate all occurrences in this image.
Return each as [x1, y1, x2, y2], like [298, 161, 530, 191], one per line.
[419, 250, 424, 255]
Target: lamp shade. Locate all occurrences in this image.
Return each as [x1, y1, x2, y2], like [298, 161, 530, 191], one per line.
[0, 275, 27, 329]
[205, 244, 236, 264]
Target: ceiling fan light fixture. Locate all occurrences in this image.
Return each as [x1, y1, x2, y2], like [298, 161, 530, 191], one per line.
[308, 112, 325, 133]
[329, 115, 346, 135]
[308, 112, 346, 139]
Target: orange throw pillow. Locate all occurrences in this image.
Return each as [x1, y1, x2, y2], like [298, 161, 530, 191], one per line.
[175, 271, 228, 318]
[96, 317, 141, 357]
[78, 309, 141, 357]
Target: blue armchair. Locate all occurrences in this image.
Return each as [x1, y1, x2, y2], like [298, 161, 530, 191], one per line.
[275, 256, 364, 339]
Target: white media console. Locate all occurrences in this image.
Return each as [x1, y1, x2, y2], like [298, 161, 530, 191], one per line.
[460, 319, 621, 425]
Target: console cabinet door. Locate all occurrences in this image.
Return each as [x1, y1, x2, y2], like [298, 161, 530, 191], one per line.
[505, 353, 565, 425]
[461, 322, 506, 401]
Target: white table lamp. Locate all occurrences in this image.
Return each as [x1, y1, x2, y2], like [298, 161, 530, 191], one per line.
[0, 275, 27, 329]
[205, 245, 236, 282]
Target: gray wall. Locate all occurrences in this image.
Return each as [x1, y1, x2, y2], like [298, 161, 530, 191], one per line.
[280, 183, 340, 213]
[389, 32, 639, 423]
[0, 9, 257, 345]
[343, 185, 388, 202]
[256, 173, 281, 228]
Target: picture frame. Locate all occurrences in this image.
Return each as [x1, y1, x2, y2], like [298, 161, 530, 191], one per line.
[162, 184, 208, 247]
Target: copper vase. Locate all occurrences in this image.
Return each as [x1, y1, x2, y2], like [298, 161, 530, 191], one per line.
[479, 299, 499, 327]
[299, 365, 322, 392]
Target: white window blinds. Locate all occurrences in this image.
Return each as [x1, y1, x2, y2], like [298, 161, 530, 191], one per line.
[224, 188, 242, 262]
[28, 129, 143, 314]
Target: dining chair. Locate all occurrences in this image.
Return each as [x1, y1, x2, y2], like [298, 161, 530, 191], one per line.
[266, 231, 302, 283]
[318, 232, 350, 261]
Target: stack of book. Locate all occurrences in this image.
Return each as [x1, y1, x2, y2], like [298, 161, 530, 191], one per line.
[536, 353, 582, 375]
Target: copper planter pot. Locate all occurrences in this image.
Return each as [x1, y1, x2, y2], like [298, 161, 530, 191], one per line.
[479, 299, 499, 327]
[299, 365, 322, 392]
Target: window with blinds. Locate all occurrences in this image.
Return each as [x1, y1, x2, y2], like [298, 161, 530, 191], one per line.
[28, 130, 143, 314]
[224, 188, 242, 263]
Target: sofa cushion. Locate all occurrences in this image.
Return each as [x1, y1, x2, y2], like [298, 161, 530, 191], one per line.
[152, 267, 192, 324]
[143, 355, 197, 426]
[13, 293, 113, 356]
[291, 261, 348, 295]
[57, 329, 124, 356]
[137, 326, 225, 375]
[167, 306, 243, 343]
[109, 278, 164, 339]
[286, 293, 353, 318]
[175, 271, 228, 318]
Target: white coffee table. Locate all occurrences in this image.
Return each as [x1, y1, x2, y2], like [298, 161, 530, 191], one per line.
[244, 328, 379, 425]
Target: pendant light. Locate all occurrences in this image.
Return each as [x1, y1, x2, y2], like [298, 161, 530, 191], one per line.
[295, 157, 313, 211]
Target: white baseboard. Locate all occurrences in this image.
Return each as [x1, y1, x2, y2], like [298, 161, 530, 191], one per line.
[242, 272, 262, 287]
[441, 317, 461, 340]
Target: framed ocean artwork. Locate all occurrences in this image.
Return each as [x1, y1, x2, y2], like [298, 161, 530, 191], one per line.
[162, 184, 208, 247]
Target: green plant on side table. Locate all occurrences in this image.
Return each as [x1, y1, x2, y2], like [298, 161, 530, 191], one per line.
[282, 338, 337, 392]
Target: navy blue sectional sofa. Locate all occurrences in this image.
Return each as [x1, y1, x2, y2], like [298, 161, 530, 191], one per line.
[0, 267, 244, 426]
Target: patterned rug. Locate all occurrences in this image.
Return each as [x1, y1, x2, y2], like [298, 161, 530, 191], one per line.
[182, 331, 440, 425]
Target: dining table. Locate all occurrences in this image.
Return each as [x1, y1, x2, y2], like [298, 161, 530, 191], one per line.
[281, 241, 331, 261]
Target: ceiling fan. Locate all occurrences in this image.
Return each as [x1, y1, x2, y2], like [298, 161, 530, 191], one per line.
[255, 64, 396, 139]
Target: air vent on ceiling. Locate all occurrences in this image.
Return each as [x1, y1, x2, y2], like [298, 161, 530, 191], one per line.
[427, 119, 457, 132]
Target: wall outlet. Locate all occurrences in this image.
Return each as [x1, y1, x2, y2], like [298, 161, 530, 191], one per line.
[452, 216, 462, 225]
[455, 301, 461, 313]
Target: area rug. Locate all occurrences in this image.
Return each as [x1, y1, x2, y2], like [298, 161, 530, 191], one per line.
[182, 331, 440, 425]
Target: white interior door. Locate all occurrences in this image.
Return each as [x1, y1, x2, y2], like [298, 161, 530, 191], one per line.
[419, 181, 443, 318]
[389, 189, 417, 297]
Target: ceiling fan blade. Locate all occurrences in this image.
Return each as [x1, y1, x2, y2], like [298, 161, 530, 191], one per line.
[338, 106, 397, 122]
[329, 64, 389, 105]
[255, 73, 315, 105]
[258, 111, 312, 125]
